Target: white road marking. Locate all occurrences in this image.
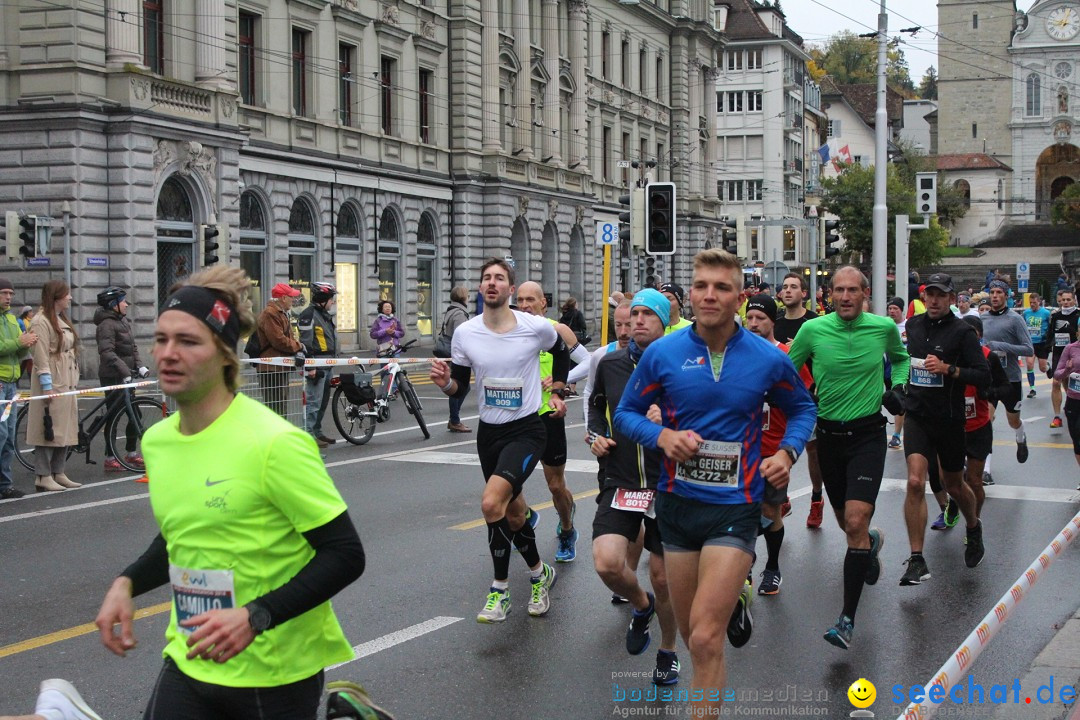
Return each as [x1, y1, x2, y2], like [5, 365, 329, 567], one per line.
[788, 478, 1079, 504]
[327, 616, 463, 670]
[1024, 416, 1047, 423]
[390, 449, 598, 475]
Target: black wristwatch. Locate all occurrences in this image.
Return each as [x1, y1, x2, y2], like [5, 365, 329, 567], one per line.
[552, 387, 569, 400]
[949, 364, 960, 378]
[780, 445, 799, 465]
[245, 602, 271, 635]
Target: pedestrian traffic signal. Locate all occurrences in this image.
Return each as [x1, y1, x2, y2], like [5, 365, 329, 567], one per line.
[644, 182, 676, 256]
[915, 172, 937, 215]
[18, 215, 36, 259]
[820, 218, 841, 260]
[722, 217, 738, 255]
[2, 211, 18, 261]
[644, 256, 657, 289]
[199, 223, 227, 266]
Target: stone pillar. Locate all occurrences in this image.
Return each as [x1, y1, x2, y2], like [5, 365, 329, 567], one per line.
[542, 0, 561, 164]
[568, 0, 588, 172]
[689, 62, 703, 196]
[195, 0, 230, 89]
[106, 0, 143, 68]
[706, 66, 719, 201]
[482, 0, 501, 151]
[513, 3, 532, 157]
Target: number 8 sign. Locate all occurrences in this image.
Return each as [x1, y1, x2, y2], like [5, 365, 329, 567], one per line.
[596, 221, 617, 246]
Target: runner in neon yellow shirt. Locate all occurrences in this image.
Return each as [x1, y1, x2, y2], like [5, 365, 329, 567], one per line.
[95, 266, 365, 720]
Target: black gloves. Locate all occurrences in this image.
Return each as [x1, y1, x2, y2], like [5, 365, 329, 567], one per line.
[881, 387, 906, 416]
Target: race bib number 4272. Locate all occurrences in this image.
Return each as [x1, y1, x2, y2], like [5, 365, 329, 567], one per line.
[675, 440, 741, 487]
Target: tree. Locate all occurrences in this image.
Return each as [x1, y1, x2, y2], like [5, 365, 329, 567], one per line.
[1051, 182, 1080, 228]
[918, 66, 938, 100]
[807, 31, 915, 96]
[819, 162, 947, 268]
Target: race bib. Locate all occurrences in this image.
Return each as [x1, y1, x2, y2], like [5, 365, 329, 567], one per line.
[964, 395, 976, 420]
[169, 565, 235, 636]
[1056, 333, 1071, 348]
[611, 488, 656, 518]
[1026, 324, 1040, 338]
[1070, 373, 1080, 395]
[675, 440, 741, 487]
[909, 358, 944, 388]
[482, 377, 524, 408]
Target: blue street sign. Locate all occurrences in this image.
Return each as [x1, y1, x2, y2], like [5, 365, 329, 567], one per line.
[26, 257, 50, 267]
[86, 257, 108, 267]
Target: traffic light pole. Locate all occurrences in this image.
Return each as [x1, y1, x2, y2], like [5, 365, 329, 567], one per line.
[894, 213, 929, 306]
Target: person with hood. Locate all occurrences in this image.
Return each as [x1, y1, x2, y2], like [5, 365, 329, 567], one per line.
[442, 286, 471, 432]
[298, 282, 338, 448]
[95, 287, 150, 471]
[255, 283, 303, 418]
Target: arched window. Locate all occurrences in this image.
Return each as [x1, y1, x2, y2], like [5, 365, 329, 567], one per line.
[378, 208, 402, 319]
[333, 204, 361, 334]
[155, 176, 196, 310]
[239, 190, 269, 308]
[288, 198, 317, 295]
[954, 179, 971, 210]
[417, 213, 438, 337]
[1026, 73, 1042, 116]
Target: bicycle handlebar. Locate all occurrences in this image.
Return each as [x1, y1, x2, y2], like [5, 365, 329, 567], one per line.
[376, 338, 419, 358]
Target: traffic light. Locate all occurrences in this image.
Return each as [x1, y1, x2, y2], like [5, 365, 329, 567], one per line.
[722, 217, 738, 255]
[200, 223, 221, 265]
[644, 255, 657, 289]
[18, 216, 36, 259]
[617, 187, 645, 251]
[820, 218, 841, 260]
[644, 182, 676, 256]
[3, 211, 17, 261]
[915, 172, 937, 215]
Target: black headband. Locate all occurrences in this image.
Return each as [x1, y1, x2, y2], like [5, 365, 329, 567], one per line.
[162, 286, 241, 349]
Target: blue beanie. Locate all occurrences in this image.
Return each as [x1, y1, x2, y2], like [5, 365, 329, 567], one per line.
[631, 288, 671, 327]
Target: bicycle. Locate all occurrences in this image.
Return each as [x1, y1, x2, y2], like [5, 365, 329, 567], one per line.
[331, 338, 430, 444]
[14, 387, 170, 473]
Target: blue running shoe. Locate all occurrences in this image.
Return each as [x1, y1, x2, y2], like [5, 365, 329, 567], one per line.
[652, 650, 680, 686]
[864, 528, 884, 585]
[823, 615, 854, 649]
[526, 507, 540, 530]
[626, 592, 655, 655]
[930, 511, 947, 531]
[555, 527, 579, 563]
[556, 502, 576, 537]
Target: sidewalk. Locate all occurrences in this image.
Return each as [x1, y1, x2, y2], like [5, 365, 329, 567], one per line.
[990, 604, 1080, 720]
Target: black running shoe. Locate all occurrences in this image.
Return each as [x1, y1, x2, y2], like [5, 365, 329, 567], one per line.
[899, 554, 931, 586]
[965, 522, 985, 568]
[626, 592, 654, 655]
[1016, 440, 1029, 464]
[326, 681, 396, 719]
[982, 471, 995, 486]
[727, 580, 754, 648]
[652, 649, 680, 686]
[864, 528, 884, 585]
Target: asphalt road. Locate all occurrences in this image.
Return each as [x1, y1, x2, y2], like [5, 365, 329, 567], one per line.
[1, 373, 1078, 719]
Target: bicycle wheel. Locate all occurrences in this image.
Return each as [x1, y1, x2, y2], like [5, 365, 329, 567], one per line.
[399, 377, 429, 440]
[332, 386, 376, 445]
[106, 397, 170, 472]
[14, 403, 75, 472]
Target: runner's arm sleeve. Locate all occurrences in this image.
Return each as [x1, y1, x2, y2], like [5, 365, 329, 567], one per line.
[613, 353, 664, 449]
[569, 342, 591, 366]
[954, 329, 991, 389]
[587, 363, 611, 438]
[548, 338, 570, 385]
[567, 358, 591, 385]
[246, 510, 365, 630]
[448, 362, 471, 400]
[885, 324, 910, 389]
[580, 347, 605, 424]
[120, 533, 170, 597]
[774, 360, 817, 455]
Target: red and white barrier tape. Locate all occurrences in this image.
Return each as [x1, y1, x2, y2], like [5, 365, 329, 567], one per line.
[240, 356, 434, 368]
[0, 379, 160, 421]
[897, 510, 1080, 720]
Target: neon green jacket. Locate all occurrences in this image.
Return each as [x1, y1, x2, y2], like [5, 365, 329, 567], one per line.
[0, 310, 27, 382]
[787, 311, 910, 422]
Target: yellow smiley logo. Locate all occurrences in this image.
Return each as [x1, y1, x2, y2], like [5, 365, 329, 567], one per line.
[847, 678, 876, 709]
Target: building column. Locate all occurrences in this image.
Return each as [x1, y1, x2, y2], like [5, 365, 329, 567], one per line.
[689, 62, 703, 196]
[568, 0, 588, 172]
[195, 0, 230, 89]
[106, 0, 143, 68]
[542, 0, 561, 164]
[705, 66, 719, 201]
[513, 3, 532, 158]
[481, 0, 501, 152]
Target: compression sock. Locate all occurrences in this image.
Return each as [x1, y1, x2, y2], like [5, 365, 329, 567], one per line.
[842, 548, 872, 620]
[1028, 371, 1036, 389]
[1016, 427, 1027, 443]
[764, 525, 785, 571]
[511, 517, 542, 569]
[487, 518, 514, 581]
[984, 454, 992, 472]
[811, 490, 823, 502]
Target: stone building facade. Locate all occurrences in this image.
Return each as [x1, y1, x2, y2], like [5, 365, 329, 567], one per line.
[0, 0, 723, 371]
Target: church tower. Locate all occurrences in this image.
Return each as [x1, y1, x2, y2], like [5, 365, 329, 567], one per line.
[936, 0, 1017, 163]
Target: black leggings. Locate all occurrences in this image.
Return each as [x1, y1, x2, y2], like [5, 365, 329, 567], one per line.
[1066, 397, 1080, 455]
[145, 658, 324, 720]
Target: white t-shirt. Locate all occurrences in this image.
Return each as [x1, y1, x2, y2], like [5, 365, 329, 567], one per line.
[452, 310, 560, 425]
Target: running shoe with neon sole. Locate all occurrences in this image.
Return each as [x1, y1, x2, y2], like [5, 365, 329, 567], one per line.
[930, 511, 948, 531]
[652, 649, 680, 686]
[1050, 416, 1063, 429]
[864, 528, 885, 585]
[944, 498, 960, 528]
[528, 563, 557, 617]
[555, 527, 579, 563]
[727, 580, 754, 648]
[899, 554, 931, 586]
[526, 507, 540, 530]
[823, 614, 854, 649]
[626, 591, 655, 655]
[758, 569, 782, 595]
[34, 679, 104, 720]
[477, 588, 511, 624]
[806, 499, 824, 529]
[326, 680, 397, 720]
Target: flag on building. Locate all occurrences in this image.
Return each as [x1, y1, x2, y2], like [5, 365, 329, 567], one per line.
[818, 144, 830, 164]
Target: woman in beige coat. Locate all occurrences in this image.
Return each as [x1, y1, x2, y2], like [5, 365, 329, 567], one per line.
[27, 280, 80, 491]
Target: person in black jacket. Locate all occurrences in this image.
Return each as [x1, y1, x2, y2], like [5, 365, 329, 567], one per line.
[95, 287, 150, 472]
[899, 273, 991, 585]
[559, 297, 589, 346]
[298, 282, 338, 448]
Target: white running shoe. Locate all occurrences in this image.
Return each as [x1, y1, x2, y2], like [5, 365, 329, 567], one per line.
[34, 679, 103, 720]
[476, 588, 511, 623]
[528, 563, 558, 616]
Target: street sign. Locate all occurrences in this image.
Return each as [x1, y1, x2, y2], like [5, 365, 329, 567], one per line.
[761, 261, 789, 288]
[1017, 262, 1031, 280]
[596, 220, 618, 246]
[1019, 278, 1030, 292]
[26, 257, 50, 267]
[616, 160, 631, 168]
[86, 257, 108, 267]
